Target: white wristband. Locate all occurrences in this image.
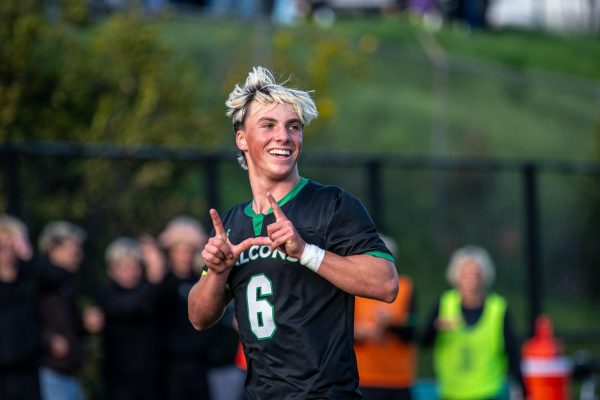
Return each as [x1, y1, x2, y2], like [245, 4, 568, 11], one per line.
[300, 244, 325, 273]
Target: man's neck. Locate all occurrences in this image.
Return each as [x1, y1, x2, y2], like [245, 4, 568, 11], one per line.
[249, 172, 301, 214]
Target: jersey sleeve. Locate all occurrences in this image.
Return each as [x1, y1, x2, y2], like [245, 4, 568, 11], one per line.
[323, 189, 393, 261]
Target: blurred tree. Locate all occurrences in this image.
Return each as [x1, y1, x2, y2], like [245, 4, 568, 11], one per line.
[0, 0, 220, 279]
[0, 0, 214, 145]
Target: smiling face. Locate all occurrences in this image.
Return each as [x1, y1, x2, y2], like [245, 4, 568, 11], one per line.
[236, 101, 303, 184]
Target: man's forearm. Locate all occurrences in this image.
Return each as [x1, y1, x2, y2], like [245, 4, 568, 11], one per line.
[316, 253, 398, 303]
[188, 270, 231, 331]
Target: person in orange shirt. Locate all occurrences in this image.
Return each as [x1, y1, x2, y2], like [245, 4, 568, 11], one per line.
[354, 235, 417, 400]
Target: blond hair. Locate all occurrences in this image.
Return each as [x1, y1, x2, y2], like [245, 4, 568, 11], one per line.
[226, 66, 318, 169]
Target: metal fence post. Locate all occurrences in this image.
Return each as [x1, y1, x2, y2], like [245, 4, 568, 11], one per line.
[367, 159, 383, 230]
[204, 154, 220, 215]
[523, 163, 542, 337]
[3, 144, 22, 218]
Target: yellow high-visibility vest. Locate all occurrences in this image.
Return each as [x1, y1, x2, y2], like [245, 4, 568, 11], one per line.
[434, 289, 507, 399]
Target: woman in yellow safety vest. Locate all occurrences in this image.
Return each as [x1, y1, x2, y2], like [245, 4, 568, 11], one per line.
[422, 245, 527, 400]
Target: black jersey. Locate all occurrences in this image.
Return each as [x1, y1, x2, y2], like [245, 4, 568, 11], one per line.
[219, 178, 393, 400]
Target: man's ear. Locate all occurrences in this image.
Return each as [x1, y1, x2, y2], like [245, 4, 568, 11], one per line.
[236, 130, 248, 152]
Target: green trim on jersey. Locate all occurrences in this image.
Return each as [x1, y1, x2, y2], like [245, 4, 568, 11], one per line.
[244, 177, 309, 236]
[366, 251, 395, 263]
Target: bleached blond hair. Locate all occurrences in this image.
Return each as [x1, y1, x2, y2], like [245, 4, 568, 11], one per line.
[226, 66, 319, 169]
[446, 245, 496, 288]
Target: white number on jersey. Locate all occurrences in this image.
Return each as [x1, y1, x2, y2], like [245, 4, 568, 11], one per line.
[246, 274, 277, 340]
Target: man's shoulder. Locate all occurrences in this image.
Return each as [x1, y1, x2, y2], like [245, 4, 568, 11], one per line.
[302, 179, 349, 202]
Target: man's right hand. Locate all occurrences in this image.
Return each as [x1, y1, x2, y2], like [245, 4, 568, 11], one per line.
[201, 209, 271, 275]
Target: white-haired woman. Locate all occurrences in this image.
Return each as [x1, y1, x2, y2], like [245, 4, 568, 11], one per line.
[94, 236, 165, 400]
[422, 245, 526, 400]
[37, 220, 89, 400]
[157, 216, 229, 400]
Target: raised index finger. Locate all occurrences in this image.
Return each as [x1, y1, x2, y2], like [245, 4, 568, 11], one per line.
[209, 209, 228, 240]
[267, 192, 287, 221]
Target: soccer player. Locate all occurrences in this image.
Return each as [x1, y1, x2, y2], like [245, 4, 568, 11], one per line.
[188, 66, 399, 399]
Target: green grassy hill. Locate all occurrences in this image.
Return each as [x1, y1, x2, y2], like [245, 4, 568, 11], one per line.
[156, 15, 600, 163]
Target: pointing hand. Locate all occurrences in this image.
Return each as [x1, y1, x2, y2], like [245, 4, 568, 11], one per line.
[266, 193, 305, 259]
[202, 209, 271, 274]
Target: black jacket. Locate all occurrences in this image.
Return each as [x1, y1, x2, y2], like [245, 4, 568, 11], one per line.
[0, 261, 41, 373]
[37, 257, 86, 374]
[96, 280, 161, 381]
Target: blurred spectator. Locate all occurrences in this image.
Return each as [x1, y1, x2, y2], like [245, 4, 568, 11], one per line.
[0, 215, 41, 400]
[439, 0, 489, 29]
[354, 234, 417, 400]
[37, 221, 92, 400]
[208, 0, 263, 19]
[95, 236, 166, 400]
[157, 216, 214, 400]
[462, 0, 488, 29]
[204, 305, 245, 400]
[422, 245, 526, 400]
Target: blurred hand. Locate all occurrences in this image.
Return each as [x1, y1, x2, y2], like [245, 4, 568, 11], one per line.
[375, 308, 392, 329]
[355, 323, 385, 344]
[139, 235, 166, 284]
[50, 334, 69, 359]
[435, 318, 461, 331]
[12, 233, 32, 261]
[83, 306, 104, 333]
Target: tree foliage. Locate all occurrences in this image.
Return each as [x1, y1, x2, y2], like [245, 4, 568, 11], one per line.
[1, 0, 221, 278]
[0, 0, 214, 145]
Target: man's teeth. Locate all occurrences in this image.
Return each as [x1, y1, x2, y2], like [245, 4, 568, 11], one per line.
[269, 149, 291, 156]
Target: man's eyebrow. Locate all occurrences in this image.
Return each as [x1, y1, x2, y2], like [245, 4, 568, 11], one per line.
[257, 117, 302, 125]
[257, 117, 277, 123]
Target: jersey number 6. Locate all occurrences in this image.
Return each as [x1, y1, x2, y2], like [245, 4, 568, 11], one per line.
[247, 274, 277, 340]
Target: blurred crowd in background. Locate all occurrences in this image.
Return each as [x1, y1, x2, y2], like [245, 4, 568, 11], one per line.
[94, 0, 489, 28]
[0, 213, 244, 400]
[1, 212, 528, 400]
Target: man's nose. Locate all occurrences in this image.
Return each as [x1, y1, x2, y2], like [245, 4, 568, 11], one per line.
[274, 125, 290, 141]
